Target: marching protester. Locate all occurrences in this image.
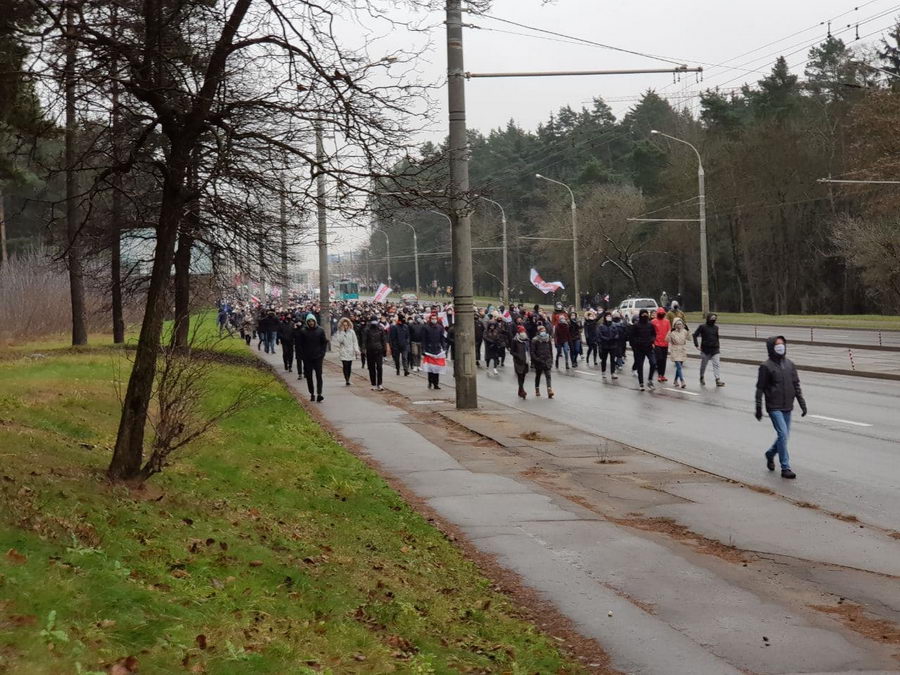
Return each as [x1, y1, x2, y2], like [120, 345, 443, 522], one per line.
[333, 317, 360, 386]
[389, 314, 411, 377]
[629, 309, 657, 391]
[583, 309, 599, 367]
[652, 307, 671, 383]
[554, 314, 572, 370]
[409, 315, 424, 372]
[755, 336, 807, 479]
[693, 313, 725, 387]
[483, 314, 506, 376]
[598, 311, 619, 379]
[666, 300, 687, 331]
[530, 323, 554, 398]
[510, 324, 530, 399]
[568, 311, 582, 368]
[474, 309, 485, 367]
[364, 316, 387, 391]
[258, 309, 278, 354]
[422, 313, 448, 390]
[292, 317, 305, 381]
[667, 317, 689, 389]
[277, 314, 295, 372]
[296, 314, 327, 402]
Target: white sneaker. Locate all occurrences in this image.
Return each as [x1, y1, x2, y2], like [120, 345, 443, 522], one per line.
[493, 368, 499, 375]
[378, 385, 385, 391]
[371, 386, 377, 391]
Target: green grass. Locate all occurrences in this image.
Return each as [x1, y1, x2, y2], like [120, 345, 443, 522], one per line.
[0, 327, 583, 673]
[683, 312, 900, 330]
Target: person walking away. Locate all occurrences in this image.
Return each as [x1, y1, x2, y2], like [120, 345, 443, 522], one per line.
[354, 317, 367, 371]
[277, 316, 296, 372]
[568, 311, 582, 368]
[389, 315, 411, 376]
[333, 317, 360, 386]
[510, 325, 530, 399]
[597, 312, 619, 379]
[583, 310, 599, 366]
[409, 315, 424, 372]
[258, 309, 278, 354]
[693, 313, 725, 387]
[530, 324, 554, 398]
[292, 318, 305, 381]
[297, 314, 327, 402]
[667, 318, 689, 388]
[629, 309, 657, 391]
[651, 308, 671, 383]
[422, 313, 448, 390]
[364, 317, 387, 391]
[240, 313, 253, 346]
[554, 315, 572, 370]
[611, 311, 627, 373]
[755, 337, 806, 479]
[659, 290, 669, 310]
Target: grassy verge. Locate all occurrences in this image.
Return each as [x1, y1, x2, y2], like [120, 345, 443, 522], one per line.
[683, 312, 900, 330]
[0, 329, 582, 673]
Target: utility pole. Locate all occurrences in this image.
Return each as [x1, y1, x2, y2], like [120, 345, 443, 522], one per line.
[315, 123, 330, 338]
[395, 219, 419, 299]
[374, 228, 390, 285]
[535, 174, 578, 307]
[446, 0, 477, 408]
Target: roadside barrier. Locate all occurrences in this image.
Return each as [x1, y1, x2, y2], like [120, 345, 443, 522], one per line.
[848, 348, 856, 371]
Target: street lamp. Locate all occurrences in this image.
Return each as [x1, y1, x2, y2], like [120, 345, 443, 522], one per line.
[394, 218, 419, 299]
[478, 196, 508, 306]
[535, 173, 579, 307]
[373, 227, 390, 285]
[650, 129, 709, 315]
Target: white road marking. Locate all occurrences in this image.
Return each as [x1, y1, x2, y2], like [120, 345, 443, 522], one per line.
[412, 400, 444, 405]
[808, 414, 872, 427]
[664, 387, 700, 396]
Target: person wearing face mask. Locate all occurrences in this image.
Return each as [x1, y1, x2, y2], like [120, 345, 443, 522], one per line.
[530, 324, 554, 398]
[611, 311, 627, 372]
[666, 318, 689, 388]
[422, 313, 448, 389]
[583, 310, 599, 366]
[597, 312, 619, 379]
[296, 314, 327, 402]
[629, 309, 657, 391]
[388, 314, 411, 377]
[568, 311, 582, 368]
[554, 315, 572, 370]
[409, 314, 425, 372]
[510, 325, 531, 399]
[651, 308, 671, 383]
[692, 313, 724, 387]
[755, 337, 806, 479]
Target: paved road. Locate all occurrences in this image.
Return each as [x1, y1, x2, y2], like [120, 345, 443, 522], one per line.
[718, 322, 900, 348]
[467, 357, 900, 532]
[717, 338, 900, 376]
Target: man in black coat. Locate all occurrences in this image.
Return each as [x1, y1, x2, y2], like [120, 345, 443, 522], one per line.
[628, 309, 657, 391]
[363, 318, 387, 390]
[693, 313, 724, 387]
[296, 314, 327, 402]
[755, 336, 807, 479]
[388, 316, 411, 376]
[277, 317, 295, 372]
[292, 319, 305, 380]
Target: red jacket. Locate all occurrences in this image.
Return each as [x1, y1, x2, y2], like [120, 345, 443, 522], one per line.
[651, 317, 671, 348]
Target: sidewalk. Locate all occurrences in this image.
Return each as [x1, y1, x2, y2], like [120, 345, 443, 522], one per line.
[258, 348, 900, 674]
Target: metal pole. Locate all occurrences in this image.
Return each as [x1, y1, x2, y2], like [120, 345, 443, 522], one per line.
[447, 0, 477, 408]
[535, 174, 579, 307]
[479, 197, 508, 306]
[698, 164, 709, 315]
[394, 219, 419, 299]
[279, 192, 288, 288]
[315, 123, 330, 339]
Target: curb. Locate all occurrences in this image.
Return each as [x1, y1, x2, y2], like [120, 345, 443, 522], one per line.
[686, 353, 900, 381]
[721, 334, 900, 353]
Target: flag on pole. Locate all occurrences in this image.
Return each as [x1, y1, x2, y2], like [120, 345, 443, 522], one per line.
[250, 295, 261, 305]
[373, 283, 392, 303]
[530, 268, 565, 294]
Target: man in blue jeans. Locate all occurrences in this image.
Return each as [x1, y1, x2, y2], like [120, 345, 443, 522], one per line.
[755, 336, 807, 479]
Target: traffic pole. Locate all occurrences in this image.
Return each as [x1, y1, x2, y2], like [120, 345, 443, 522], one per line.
[315, 123, 330, 340]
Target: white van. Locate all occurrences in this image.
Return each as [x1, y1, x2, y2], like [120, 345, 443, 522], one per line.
[617, 297, 659, 321]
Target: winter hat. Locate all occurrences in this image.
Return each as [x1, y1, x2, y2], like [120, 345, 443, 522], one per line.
[516, 325, 526, 333]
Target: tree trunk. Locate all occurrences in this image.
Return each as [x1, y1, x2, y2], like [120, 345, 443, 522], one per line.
[108, 157, 188, 482]
[110, 2, 124, 344]
[173, 228, 192, 349]
[0, 186, 8, 266]
[65, 1, 88, 346]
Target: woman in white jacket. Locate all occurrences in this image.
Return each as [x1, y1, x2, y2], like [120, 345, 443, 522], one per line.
[333, 317, 360, 385]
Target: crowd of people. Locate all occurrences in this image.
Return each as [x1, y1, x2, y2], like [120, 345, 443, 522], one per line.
[219, 292, 806, 478]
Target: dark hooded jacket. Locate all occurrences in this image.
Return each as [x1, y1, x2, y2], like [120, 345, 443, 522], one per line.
[296, 315, 327, 360]
[529, 332, 553, 369]
[628, 316, 656, 351]
[692, 317, 720, 355]
[364, 322, 387, 356]
[756, 336, 807, 413]
[388, 320, 411, 351]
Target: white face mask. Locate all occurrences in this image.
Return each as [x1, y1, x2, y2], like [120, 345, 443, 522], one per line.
[774, 343, 786, 356]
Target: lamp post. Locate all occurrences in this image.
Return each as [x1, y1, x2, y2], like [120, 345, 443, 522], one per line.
[535, 173, 578, 307]
[650, 129, 709, 315]
[373, 227, 390, 286]
[478, 196, 508, 306]
[394, 218, 419, 299]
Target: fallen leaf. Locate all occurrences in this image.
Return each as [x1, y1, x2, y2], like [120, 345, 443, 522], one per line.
[8, 614, 37, 626]
[182, 518, 194, 526]
[171, 569, 190, 579]
[210, 578, 224, 590]
[218, 542, 228, 551]
[190, 664, 206, 673]
[108, 655, 138, 674]
[5, 549, 27, 565]
[248, 560, 263, 567]
[98, 619, 117, 629]
[196, 634, 208, 650]
[353, 654, 366, 662]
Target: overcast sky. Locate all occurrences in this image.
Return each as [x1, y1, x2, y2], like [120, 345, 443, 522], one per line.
[318, 0, 897, 258]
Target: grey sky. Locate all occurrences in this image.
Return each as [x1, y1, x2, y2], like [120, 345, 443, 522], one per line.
[319, 0, 896, 258]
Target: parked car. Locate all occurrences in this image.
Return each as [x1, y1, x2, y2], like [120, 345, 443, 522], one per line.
[400, 293, 418, 304]
[617, 297, 659, 321]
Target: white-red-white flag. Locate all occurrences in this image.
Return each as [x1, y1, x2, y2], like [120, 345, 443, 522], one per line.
[373, 283, 392, 303]
[529, 268, 565, 294]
